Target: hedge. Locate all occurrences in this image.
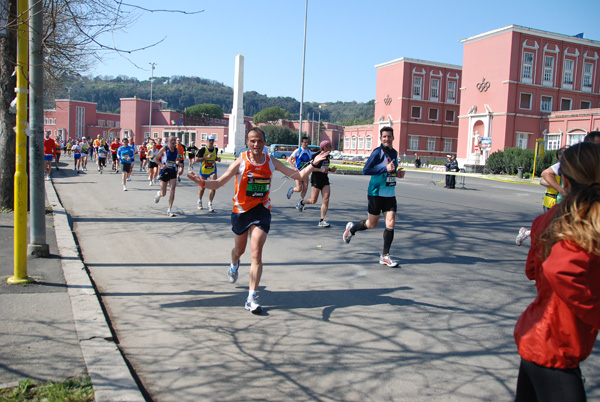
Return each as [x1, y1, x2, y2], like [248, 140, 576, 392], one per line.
[484, 147, 557, 177]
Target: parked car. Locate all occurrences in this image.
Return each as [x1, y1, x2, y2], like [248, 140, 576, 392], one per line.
[331, 151, 343, 160]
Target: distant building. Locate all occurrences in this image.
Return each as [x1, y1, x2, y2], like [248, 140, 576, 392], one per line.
[458, 25, 600, 166]
[343, 58, 462, 163]
[44, 100, 120, 141]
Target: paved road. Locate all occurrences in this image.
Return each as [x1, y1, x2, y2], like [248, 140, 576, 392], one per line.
[52, 159, 599, 402]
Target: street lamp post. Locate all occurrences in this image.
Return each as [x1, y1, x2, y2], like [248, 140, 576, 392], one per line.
[298, 0, 308, 146]
[149, 62, 156, 142]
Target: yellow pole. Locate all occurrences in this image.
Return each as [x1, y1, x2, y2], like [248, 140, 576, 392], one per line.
[8, 0, 32, 284]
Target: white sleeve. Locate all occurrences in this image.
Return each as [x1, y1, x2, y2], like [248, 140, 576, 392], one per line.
[550, 162, 560, 175]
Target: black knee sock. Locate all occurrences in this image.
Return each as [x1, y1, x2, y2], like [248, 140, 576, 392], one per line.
[383, 228, 394, 255]
[351, 219, 368, 235]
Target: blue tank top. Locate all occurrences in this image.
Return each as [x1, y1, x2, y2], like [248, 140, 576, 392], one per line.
[162, 146, 178, 171]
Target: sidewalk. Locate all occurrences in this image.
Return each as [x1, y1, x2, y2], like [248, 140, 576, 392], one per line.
[0, 181, 144, 401]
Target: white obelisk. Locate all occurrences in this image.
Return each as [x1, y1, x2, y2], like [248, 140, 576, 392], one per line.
[226, 55, 246, 154]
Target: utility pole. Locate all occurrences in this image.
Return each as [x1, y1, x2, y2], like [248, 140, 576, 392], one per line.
[28, 0, 48, 257]
[8, 0, 31, 283]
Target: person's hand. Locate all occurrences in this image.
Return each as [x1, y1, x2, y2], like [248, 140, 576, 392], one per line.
[313, 151, 330, 164]
[216, 157, 221, 162]
[329, 166, 337, 173]
[187, 171, 203, 186]
[386, 161, 395, 172]
[397, 168, 405, 179]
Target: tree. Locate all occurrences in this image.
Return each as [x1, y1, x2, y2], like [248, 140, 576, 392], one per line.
[260, 125, 299, 145]
[253, 106, 290, 124]
[185, 103, 224, 125]
[0, 0, 17, 210]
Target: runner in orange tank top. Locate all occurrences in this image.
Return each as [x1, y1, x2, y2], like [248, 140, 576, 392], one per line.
[187, 127, 329, 314]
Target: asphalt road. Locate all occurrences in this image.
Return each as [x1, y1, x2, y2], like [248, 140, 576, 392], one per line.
[51, 158, 599, 402]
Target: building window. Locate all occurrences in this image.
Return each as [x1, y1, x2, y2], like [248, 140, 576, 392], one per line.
[583, 62, 593, 90]
[351, 136, 357, 149]
[427, 137, 436, 151]
[108, 120, 114, 128]
[430, 78, 439, 101]
[75, 106, 85, 138]
[409, 136, 419, 150]
[516, 133, 529, 149]
[428, 108, 438, 121]
[211, 133, 218, 140]
[358, 137, 364, 150]
[411, 106, 421, 119]
[201, 133, 207, 140]
[522, 52, 534, 82]
[568, 133, 585, 145]
[445, 109, 455, 122]
[413, 76, 422, 99]
[563, 59, 574, 86]
[543, 56, 554, 85]
[520, 93, 532, 110]
[541, 95, 553, 113]
[344, 137, 350, 150]
[581, 100, 591, 109]
[116, 121, 120, 128]
[545, 134, 560, 150]
[560, 98, 572, 111]
[447, 81, 456, 103]
[99, 120, 105, 127]
[365, 136, 372, 150]
[443, 138, 453, 153]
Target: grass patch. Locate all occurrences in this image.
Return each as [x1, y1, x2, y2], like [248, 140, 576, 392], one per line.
[0, 376, 93, 402]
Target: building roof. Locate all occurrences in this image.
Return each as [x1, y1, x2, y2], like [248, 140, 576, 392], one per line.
[460, 24, 600, 47]
[375, 57, 461, 70]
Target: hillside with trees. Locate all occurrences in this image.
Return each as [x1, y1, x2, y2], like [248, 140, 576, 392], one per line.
[52, 75, 375, 126]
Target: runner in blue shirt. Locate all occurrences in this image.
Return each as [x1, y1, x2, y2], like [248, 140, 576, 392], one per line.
[342, 126, 405, 267]
[286, 136, 313, 207]
[117, 138, 135, 191]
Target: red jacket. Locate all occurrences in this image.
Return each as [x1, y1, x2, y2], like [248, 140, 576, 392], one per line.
[514, 206, 600, 369]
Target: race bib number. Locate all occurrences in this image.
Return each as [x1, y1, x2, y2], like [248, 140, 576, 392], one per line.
[166, 160, 177, 169]
[204, 162, 215, 168]
[246, 178, 270, 197]
[386, 172, 397, 186]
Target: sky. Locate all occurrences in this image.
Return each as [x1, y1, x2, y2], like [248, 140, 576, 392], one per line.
[92, 0, 600, 104]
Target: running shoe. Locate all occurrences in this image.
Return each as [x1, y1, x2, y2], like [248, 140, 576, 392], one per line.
[516, 227, 530, 247]
[126, 177, 131, 182]
[245, 295, 262, 314]
[167, 209, 175, 217]
[228, 261, 239, 283]
[296, 200, 305, 212]
[154, 191, 161, 203]
[123, 185, 127, 191]
[342, 222, 354, 244]
[318, 220, 331, 228]
[45, 175, 50, 181]
[286, 187, 294, 199]
[149, 180, 152, 186]
[197, 200, 203, 210]
[379, 254, 399, 268]
[178, 176, 181, 182]
[99, 170, 102, 174]
[208, 202, 215, 212]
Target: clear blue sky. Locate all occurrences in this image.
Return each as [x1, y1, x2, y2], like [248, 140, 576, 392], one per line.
[92, 0, 600, 103]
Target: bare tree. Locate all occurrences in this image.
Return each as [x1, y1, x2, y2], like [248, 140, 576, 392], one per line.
[0, 0, 203, 209]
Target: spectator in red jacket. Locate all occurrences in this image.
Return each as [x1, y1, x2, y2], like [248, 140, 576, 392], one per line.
[43, 132, 56, 179]
[514, 141, 600, 402]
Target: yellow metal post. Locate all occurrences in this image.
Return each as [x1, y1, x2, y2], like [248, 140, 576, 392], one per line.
[532, 138, 545, 179]
[8, 0, 32, 284]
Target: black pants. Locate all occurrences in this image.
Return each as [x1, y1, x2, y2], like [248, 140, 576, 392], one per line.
[445, 174, 455, 188]
[515, 359, 586, 402]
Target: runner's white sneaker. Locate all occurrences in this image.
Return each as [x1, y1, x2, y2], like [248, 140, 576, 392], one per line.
[123, 185, 127, 191]
[197, 200, 203, 210]
[342, 222, 354, 244]
[516, 227, 530, 246]
[228, 261, 239, 283]
[154, 191, 161, 203]
[245, 295, 262, 314]
[286, 187, 294, 199]
[296, 199, 305, 212]
[208, 202, 214, 212]
[379, 254, 399, 268]
[318, 220, 331, 228]
[167, 209, 175, 217]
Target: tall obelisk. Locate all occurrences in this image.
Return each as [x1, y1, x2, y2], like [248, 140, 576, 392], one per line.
[226, 55, 246, 154]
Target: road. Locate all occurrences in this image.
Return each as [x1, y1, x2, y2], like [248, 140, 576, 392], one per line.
[52, 158, 599, 402]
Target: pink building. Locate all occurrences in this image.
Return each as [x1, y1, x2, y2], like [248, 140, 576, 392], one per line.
[343, 58, 462, 162]
[44, 100, 120, 141]
[458, 25, 600, 166]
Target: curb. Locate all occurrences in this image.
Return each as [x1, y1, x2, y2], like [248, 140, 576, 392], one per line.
[45, 180, 145, 402]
